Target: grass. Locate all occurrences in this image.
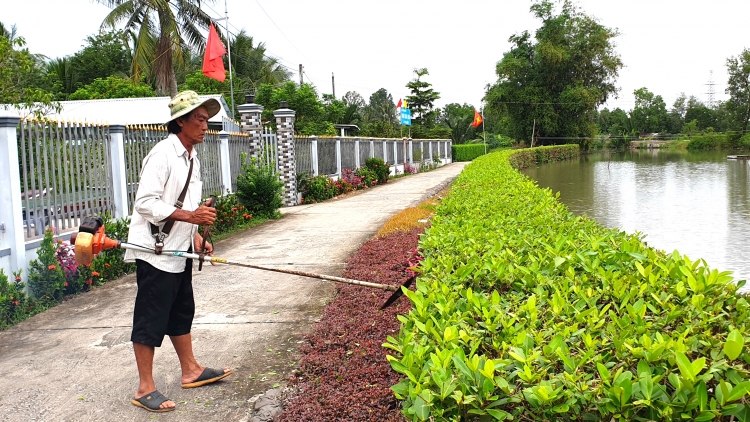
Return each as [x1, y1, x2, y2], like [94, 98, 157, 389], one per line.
[376, 187, 448, 237]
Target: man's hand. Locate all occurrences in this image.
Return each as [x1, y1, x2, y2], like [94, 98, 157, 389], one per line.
[168, 197, 216, 226]
[194, 233, 215, 266]
[190, 197, 217, 226]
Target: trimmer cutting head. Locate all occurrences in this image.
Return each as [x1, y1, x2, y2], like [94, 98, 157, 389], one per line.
[379, 274, 417, 310]
[73, 216, 119, 266]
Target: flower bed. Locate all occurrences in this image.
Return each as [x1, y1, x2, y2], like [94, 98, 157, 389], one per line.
[386, 146, 750, 421]
[279, 229, 421, 422]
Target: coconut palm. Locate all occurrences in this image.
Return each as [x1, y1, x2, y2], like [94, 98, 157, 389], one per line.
[229, 30, 290, 90]
[96, 0, 215, 96]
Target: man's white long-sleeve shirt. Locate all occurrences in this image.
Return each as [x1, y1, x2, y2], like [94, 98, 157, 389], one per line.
[124, 134, 202, 273]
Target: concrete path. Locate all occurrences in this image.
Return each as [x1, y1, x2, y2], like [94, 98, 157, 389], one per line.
[0, 162, 467, 422]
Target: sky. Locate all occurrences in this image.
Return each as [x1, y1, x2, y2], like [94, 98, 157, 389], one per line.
[5, 0, 750, 112]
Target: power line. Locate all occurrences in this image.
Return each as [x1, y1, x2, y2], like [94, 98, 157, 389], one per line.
[200, 1, 299, 76]
[253, 0, 309, 62]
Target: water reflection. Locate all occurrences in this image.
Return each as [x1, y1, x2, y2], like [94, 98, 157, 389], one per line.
[523, 150, 749, 286]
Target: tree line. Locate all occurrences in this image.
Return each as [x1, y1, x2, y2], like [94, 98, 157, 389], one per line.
[483, 0, 750, 149]
[0, 0, 483, 141]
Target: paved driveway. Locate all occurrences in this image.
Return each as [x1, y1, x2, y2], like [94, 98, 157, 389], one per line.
[0, 162, 467, 422]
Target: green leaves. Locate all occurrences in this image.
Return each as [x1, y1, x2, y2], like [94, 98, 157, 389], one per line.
[674, 351, 706, 383]
[724, 330, 745, 361]
[388, 147, 750, 421]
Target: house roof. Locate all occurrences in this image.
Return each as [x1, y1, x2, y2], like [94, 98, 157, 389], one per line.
[43, 95, 232, 125]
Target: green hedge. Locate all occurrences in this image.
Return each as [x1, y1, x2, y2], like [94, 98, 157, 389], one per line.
[508, 144, 579, 169]
[386, 146, 750, 421]
[452, 144, 488, 162]
[687, 134, 729, 151]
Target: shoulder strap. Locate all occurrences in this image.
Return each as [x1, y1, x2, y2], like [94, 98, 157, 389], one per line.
[150, 158, 193, 254]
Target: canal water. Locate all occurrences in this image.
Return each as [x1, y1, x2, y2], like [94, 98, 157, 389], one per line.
[522, 150, 750, 287]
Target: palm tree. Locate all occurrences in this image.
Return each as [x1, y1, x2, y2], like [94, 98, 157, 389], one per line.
[229, 30, 290, 90]
[46, 57, 79, 100]
[96, 0, 215, 96]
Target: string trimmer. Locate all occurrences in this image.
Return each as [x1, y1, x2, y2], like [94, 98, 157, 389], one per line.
[72, 217, 414, 309]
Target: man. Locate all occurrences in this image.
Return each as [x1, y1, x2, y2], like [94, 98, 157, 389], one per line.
[125, 90, 231, 412]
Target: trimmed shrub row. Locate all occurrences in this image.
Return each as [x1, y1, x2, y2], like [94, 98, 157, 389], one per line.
[687, 134, 731, 151]
[507, 144, 580, 169]
[452, 144, 488, 162]
[386, 146, 750, 421]
[686, 132, 748, 151]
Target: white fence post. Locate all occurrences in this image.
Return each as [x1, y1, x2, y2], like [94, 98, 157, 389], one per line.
[354, 138, 360, 169]
[382, 140, 387, 162]
[0, 113, 26, 280]
[429, 141, 433, 163]
[219, 131, 232, 194]
[369, 139, 374, 159]
[108, 125, 129, 219]
[335, 136, 342, 177]
[408, 139, 413, 164]
[448, 140, 452, 162]
[310, 136, 319, 176]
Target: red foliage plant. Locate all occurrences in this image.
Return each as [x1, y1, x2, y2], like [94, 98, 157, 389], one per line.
[278, 229, 423, 422]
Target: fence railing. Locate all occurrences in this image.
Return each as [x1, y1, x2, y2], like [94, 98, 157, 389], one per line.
[18, 119, 114, 239]
[123, 125, 163, 214]
[195, 131, 223, 197]
[221, 116, 242, 133]
[1, 110, 451, 288]
[228, 131, 252, 193]
[295, 135, 313, 177]
[260, 127, 279, 172]
[309, 136, 452, 177]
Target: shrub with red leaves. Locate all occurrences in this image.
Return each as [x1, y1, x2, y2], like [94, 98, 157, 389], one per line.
[279, 229, 422, 422]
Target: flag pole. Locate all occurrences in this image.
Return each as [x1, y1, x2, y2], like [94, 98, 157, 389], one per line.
[482, 107, 486, 155]
[223, 0, 235, 115]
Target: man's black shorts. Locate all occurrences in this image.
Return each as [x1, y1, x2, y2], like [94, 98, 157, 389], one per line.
[131, 259, 195, 347]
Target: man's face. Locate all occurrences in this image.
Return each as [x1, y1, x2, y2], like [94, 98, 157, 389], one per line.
[177, 106, 209, 145]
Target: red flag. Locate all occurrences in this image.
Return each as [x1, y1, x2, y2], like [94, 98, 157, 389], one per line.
[396, 98, 402, 108]
[202, 23, 227, 82]
[471, 109, 483, 127]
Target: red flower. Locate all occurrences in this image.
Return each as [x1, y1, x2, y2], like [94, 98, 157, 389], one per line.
[64, 282, 68, 287]
[14, 276, 21, 282]
[86, 279, 92, 285]
[48, 265, 56, 270]
[91, 271, 100, 277]
[13, 301, 19, 306]
[104, 263, 111, 268]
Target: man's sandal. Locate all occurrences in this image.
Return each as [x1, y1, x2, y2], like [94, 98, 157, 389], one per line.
[182, 367, 232, 388]
[131, 390, 175, 412]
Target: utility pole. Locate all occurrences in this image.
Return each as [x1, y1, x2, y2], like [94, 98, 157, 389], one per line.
[299, 64, 303, 86]
[332, 72, 336, 99]
[213, 0, 234, 114]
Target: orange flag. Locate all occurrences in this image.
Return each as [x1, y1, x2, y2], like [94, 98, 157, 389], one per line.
[471, 109, 483, 127]
[202, 23, 227, 82]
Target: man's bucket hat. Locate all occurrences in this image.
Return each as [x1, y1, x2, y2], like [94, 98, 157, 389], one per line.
[167, 90, 221, 124]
